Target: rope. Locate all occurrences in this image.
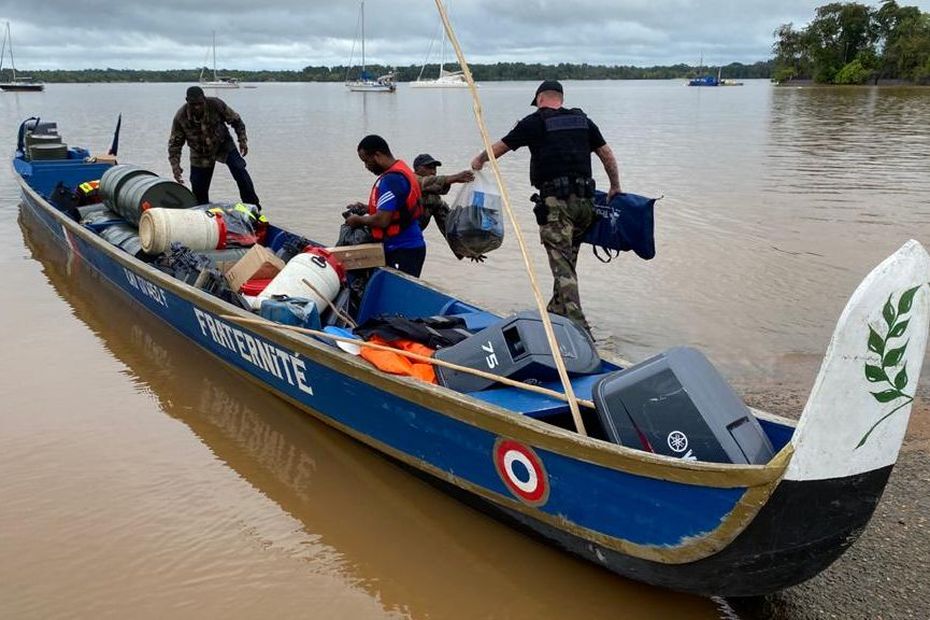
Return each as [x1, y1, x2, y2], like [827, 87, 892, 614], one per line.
[432, 0, 588, 436]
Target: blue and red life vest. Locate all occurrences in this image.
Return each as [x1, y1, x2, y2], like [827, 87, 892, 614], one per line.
[367, 159, 423, 240]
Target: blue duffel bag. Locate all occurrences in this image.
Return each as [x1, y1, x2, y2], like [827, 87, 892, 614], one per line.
[582, 191, 659, 262]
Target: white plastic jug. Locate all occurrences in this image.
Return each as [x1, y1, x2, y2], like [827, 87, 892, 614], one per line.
[139, 208, 221, 254]
[258, 252, 341, 311]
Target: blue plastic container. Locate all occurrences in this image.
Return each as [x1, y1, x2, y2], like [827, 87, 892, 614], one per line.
[259, 295, 321, 331]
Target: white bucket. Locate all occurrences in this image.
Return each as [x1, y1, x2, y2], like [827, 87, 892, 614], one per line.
[139, 208, 222, 254]
[258, 252, 341, 310]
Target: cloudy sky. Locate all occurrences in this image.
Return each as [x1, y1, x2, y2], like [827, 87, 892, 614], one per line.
[3, 1, 930, 71]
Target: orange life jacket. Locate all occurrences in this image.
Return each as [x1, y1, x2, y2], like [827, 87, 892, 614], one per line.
[367, 160, 423, 240]
[359, 335, 437, 384]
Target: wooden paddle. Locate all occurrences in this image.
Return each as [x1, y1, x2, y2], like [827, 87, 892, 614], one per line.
[222, 314, 596, 410]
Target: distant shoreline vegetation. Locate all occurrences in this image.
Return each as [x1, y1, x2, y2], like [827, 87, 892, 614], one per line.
[773, 1, 930, 85]
[11, 61, 774, 84]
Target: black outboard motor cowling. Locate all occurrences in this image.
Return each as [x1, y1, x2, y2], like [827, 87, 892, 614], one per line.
[592, 347, 775, 464]
[435, 310, 601, 392]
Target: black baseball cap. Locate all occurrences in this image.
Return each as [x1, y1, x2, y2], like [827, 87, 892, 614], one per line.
[186, 85, 205, 102]
[531, 80, 563, 106]
[413, 153, 442, 169]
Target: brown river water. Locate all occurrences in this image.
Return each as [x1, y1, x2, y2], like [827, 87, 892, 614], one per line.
[1, 81, 929, 618]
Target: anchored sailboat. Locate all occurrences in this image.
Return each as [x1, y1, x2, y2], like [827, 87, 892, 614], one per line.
[345, 1, 396, 93]
[0, 22, 44, 92]
[411, 10, 472, 89]
[199, 31, 240, 89]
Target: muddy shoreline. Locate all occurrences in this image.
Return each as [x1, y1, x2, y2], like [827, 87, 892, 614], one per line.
[726, 385, 930, 619]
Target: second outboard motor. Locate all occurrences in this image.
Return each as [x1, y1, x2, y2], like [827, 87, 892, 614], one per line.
[591, 347, 774, 465]
[434, 310, 601, 392]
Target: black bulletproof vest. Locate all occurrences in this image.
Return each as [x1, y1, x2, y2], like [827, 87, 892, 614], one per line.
[529, 107, 593, 188]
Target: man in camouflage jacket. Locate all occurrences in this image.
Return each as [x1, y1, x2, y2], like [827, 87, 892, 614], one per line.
[413, 153, 483, 261]
[168, 86, 260, 207]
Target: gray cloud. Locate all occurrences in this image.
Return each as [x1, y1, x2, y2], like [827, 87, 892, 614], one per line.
[2, 1, 930, 70]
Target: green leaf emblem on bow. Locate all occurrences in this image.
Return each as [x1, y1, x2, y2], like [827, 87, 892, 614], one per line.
[858, 285, 921, 448]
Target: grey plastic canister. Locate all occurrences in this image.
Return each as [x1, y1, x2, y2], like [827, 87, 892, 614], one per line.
[100, 223, 144, 257]
[115, 175, 197, 226]
[99, 165, 157, 211]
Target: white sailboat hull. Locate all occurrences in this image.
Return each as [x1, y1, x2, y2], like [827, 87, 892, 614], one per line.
[346, 81, 396, 92]
[409, 78, 473, 89]
[200, 81, 241, 89]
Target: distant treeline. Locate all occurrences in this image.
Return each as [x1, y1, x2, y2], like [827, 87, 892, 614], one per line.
[773, 1, 930, 84]
[13, 61, 774, 84]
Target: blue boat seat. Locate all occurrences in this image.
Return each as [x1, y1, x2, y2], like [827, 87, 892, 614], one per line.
[467, 373, 608, 419]
[356, 269, 502, 331]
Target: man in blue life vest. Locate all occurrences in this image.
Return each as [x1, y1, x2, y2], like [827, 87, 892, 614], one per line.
[345, 134, 426, 277]
[470, 80, 621, 333]
[168, 86, 261, 208]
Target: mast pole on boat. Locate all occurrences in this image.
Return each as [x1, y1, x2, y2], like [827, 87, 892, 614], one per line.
[433, 0, 588, 436]
[439, 13, 445, 76]
[212, 31, 217, 81]
[361, 1, 366, 77]
[8, 22, 16, 81]
[0, 23, 8, 79]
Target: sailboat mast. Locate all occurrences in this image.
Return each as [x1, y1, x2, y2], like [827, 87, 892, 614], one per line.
[439, 18, 445, 75]
[8, 22, 16, 81]
[361, 1, 366, 75]
[0, 23, 8, 78]
[213, 31, 218, 81]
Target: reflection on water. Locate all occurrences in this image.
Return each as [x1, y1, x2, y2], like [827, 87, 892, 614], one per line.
[12, 208, 721, 618]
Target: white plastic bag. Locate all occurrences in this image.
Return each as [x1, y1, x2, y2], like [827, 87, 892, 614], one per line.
[445, 170, 504, 257]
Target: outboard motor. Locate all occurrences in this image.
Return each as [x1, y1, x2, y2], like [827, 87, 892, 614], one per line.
[434, 310, 601, 392]
[17, 117, 58, 153]
[592, 347, 774, 464]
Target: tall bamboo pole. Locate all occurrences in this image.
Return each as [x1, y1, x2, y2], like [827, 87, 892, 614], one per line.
[432, 0, 587, 436]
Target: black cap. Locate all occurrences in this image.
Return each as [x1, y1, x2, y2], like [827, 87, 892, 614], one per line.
[531, 80, 563, 106]
[186, 85, 205, 102]
[413, 153, 442, 169]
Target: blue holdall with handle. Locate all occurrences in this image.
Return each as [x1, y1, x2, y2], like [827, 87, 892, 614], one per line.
[581, 191, 661, 263]
[582, 191, 659, 262]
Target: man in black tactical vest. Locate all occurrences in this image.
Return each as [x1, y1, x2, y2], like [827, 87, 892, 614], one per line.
[470, 80, 621, 334]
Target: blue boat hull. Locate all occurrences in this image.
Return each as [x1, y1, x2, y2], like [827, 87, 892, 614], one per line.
[14, 151, 889, 596]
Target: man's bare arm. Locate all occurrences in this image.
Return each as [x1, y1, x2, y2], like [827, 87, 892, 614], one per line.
[471, 141, 512, 170]
[594, 144, 621, 199]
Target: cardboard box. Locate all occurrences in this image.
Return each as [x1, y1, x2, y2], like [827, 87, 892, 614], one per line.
[87, 153, 119, 165]
[324, 243, 385, 271]
[225, 244, 285, 292]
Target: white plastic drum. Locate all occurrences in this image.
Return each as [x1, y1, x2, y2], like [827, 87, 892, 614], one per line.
[258, 252, 341, 310]
[139, 208, 222, 254]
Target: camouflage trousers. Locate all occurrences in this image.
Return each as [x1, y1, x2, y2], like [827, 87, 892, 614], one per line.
[538, 194, 594, 333]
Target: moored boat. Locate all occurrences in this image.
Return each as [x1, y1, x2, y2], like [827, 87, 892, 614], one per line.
[345, 1, 396, 93]
[13, 116, 930, 597]
[0, 22, 44, 92]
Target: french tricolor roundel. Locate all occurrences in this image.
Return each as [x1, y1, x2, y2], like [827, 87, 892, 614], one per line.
[493, 439, 550, 506]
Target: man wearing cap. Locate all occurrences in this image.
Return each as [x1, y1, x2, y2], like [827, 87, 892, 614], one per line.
[413, 153, 478, 259]
[168, 86, 261, 207]
[470, 80, 621, 334]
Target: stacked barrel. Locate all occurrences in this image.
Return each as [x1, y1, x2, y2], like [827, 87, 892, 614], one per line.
[99, 165, 197, 226]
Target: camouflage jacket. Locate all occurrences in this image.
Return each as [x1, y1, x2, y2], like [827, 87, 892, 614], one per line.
[168, 97, 247, 170]
[416, 173, 454, 232]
